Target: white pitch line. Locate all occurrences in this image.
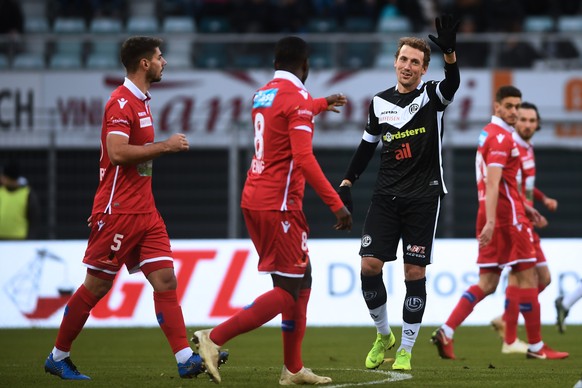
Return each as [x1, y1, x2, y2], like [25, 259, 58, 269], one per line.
[321, 368, 412, 387]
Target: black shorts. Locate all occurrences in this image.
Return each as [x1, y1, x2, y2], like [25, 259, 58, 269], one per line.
[359, 194, 442, 266]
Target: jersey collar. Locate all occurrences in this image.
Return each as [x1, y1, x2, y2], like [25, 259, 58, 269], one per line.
[123, 77, 152, 101]
[491, 115, 514, 133]
[273, 70, 306, 90]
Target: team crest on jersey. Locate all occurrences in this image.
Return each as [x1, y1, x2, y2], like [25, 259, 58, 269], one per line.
[409, 103, 420, 114]
[117, 98, 128, 109]
[496, 133, 505, 144]
[361, 234, 372, 247]
[253, 89, 278, 108]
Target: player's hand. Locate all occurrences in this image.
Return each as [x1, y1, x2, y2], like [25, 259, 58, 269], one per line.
[534, 214, 548, 228]
[478, 221, 494, 248]
[337, 185, 353, 213]
[333, 206, 352, 231]
[524, 205, 542, 225]
[428, 14, 460, 54]
[325, 93, 347, 113]
[543, 196, 558, 212]
[87, 215, 92, 228]
[166, 133, 189, 152]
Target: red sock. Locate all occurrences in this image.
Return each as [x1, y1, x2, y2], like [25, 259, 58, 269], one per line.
[520, 287, 542, 344]
[210, 287, 295, 346]
[282, 288, 310, 373]
[445, 285, 485, 330]
[503, 286, 520, 344]
[154, 290, 190, 354]
[55, 284, 100, 352]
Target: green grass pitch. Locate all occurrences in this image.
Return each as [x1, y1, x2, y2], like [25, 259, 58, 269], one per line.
[1, 325, 580, 387]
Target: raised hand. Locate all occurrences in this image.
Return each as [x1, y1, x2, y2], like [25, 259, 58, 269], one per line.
[428, 14, 460, 54]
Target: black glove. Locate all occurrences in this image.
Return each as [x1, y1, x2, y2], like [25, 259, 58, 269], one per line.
[338, 185, 353, 213]
[428, 14, 460, 54]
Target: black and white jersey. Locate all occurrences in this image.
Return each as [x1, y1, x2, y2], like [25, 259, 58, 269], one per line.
[364, 80, 452, 198]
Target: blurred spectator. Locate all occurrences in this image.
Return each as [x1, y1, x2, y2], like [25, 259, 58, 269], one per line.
[0, 160, 40, 240]
[439, 0, 487, 32]
[485, 0, 524, 32]
[455, 16, 489, 68]
[231, 0, 276, 33]
[496, 21, 542, 68]
[0, 0, 24, 56]
[53, 0, 93, 21]
[271, 0, 312, 33]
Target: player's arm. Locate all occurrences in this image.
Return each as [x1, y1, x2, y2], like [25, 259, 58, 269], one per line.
[289, 129, 352, 231]
[429, 15, 460, 101]
[534, 187, 558, 211]
[107, 132, 189, 166]
[479, 165, 502, 247]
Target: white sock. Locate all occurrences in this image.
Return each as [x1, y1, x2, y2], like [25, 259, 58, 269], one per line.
[400, 322, 421, 352]
[528, 341, 543, 352]
[52, 347, 69, 362]
[563, 282, 582, 310]
[442, 324, 454, 339]
[175, 348, 193, 364]
[369, 304, 391, 335]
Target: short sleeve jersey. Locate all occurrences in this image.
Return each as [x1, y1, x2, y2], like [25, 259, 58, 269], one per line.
[475, 116, 526, 226]
[91, 78, 156, 214]
[366, 80, 453, 198]
[512, 132, 536, 207]
[241, 70, 342, 212]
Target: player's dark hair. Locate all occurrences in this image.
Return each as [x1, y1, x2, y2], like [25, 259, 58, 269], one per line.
[120, 36, 163, 74]
[520, 101, 542, 131]
[274, 36, 308, 71]
[395, 37, 431, 68]
[495, 85, 521, 102]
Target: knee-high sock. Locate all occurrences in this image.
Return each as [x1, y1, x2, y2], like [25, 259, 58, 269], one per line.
[361, 272, 391, 335]
[282, 288, 310, 374]
[210, 287, 295, 346]
[520, 287, 542, 344]
[445, 285, 485, 330]
[562, 281, 582, 309]
[400, 278, 427, 352]
[55, 284, 100, 352]
[154, 290, 190, 354]
[503, 285, 520, 344]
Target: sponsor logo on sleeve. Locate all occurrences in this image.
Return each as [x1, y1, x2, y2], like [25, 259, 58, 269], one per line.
[253, 88, 278, 108]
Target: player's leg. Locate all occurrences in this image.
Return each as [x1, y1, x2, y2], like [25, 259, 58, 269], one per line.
[359, 195, 398, 369]
[556, 279, 582, 332]
[500, 271, 528, 354]
[45, 271, 111, 380]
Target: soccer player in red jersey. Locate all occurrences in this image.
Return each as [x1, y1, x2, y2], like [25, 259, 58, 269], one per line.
[431, 86, 568, 360]
[192, 36, 352, 385]
[490, 102, 560, 353]
[44, 36, 215, 380]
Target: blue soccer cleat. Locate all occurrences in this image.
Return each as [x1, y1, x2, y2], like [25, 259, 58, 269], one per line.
[178, 351, 229, 379]
[44, 353, 91, 380]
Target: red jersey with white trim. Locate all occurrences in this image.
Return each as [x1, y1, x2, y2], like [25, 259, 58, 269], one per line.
[513, 132, 536, 207]
[92, 78, 156, 214]
[475, 116, 526, 227]
[241, 70, 344, 213]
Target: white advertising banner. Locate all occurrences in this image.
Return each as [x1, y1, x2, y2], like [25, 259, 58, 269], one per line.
[1, 69, 582, 148]
[0, 239, 580, 328]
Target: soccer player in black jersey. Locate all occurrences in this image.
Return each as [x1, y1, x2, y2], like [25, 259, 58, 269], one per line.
[337, 15, 460, 371]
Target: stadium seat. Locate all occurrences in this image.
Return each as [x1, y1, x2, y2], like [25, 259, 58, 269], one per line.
[309, 42, 334, 69]
[524, 16, 554, 32]
[341, 42, 376, 69]
[86, 53, 120, 69]
[377, 16, 412, 33]
[12, 53, 45, 69]
[126, 16, 159, 33]
[53, 17, 86, 34]
[49, 53, 82, 69]
[0, 54, 9, 69]
[344, 17, 375, 33]
[91, 39, 120, 56]
[232, 54, 263, 69]
[194, 44, 227, 68]
[162, 16, 196, 33]
[558, 16, 582, 32]
[164, 53, 192, 68]
[90, 17, 124, 34]
[306, 17, 338, 33]
[198, 17, 230, 33]
[24, 17, 50, 33]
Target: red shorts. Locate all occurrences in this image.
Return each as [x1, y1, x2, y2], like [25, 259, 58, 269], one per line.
[477, 221, 536, 269]
[83, 211, 174, 279]
[242, 209, 309, 278]
[533, 230, 547, 265]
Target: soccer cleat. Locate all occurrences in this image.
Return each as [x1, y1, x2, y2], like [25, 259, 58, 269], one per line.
[44, 353, 91, 380]
[192, 329, 222, 383]
[391, 348, 412, 371]
[178, 353, 205, 378]
[501, 339, 528, 354]
[526, 344, 569, 360]
[365, 332, 396, 369]
[490, 315, 505, 339]
[431, 328, 456, 360]
[279, 366, 332, 385]
[555, 296, 569, 334]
